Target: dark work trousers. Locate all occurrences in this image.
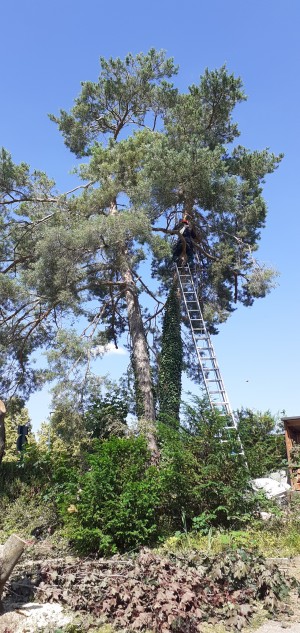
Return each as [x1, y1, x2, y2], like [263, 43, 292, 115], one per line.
[172, 236, 194, 265]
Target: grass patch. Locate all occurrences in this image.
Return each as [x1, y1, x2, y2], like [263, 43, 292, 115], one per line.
[161, 520, 300, 558]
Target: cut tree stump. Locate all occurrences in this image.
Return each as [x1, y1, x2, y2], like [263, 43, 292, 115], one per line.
[0, 534, 27, 602]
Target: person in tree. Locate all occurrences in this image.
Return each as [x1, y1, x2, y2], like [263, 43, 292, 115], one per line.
[172, 217, 197, 267]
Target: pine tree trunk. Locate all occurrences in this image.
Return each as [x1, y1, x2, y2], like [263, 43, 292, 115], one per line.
[122, 265, 158, 456]
[109, 202, 158, 457]
[0, 400, 6, 464]
[0, 534, 27, 602]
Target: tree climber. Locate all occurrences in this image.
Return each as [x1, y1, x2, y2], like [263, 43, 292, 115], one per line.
[172, 217, 197, 267]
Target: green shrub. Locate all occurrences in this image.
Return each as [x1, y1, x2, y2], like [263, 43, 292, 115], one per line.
[51, 402, 254, 555]
[84, 393, 128, 439]
[56, 436, 162, 554]
[237, 408, 287, 477]
[1, 400, 268, 556]
[157, 401, 252, 533]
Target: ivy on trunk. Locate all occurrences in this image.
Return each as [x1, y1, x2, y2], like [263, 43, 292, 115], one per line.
[158, 283, 183, 427]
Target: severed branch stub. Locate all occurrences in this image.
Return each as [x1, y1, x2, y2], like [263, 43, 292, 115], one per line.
[0, 534, 28, 603]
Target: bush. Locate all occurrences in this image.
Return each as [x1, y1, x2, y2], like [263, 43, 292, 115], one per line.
[1, 400, 270, 556]
[55, 436, 162, 554]
[84, 393, 128, 439]
[52, 402, 254, 554]
[237, 408, 287, 477]
[157, 401, 252, 533]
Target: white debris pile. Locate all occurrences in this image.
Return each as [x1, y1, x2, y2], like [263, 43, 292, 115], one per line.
[251, 470, 291, 499]
[0, 602, 72, 633]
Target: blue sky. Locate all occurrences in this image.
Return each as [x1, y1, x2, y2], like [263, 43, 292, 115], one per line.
[1, 0, 299, 429]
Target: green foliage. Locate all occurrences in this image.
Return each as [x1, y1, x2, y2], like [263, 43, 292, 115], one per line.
[148, 65, 282, 326]
[46, 401, 253, 555]
[0, 400, 294, 562]
[0, 444, 58, 541]
[0, 481, 57, 541]
[1, 50, 282, 414]
[55, 436, 162, 554]
[0, 150, 56, 398]
[49, 49, 178, 157]
[158, 400, 252, 534]
[237, 408, 287, 477]
[1, 401, 33, 462]
[164, 513, 300, 559]
[289, 443, 300, 468]
[84, 392, 128, 439]
[158, 283, 182, 426]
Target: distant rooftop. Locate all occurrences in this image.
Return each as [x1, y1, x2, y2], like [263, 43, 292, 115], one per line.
[282, 416, 300, 421]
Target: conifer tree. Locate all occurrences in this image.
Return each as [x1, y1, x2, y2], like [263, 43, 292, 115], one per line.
[0, 53, 282, 456]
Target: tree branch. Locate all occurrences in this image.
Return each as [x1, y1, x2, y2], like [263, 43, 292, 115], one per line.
[0, 180, 95, 208]
[132, 270, 164, 305]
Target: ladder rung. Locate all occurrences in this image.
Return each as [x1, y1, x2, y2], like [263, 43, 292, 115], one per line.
[196, 348, 212, 352]
[212, 402, 230, 407]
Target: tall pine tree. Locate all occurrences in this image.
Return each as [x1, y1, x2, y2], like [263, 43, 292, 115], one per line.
[0, 53, 282, 457]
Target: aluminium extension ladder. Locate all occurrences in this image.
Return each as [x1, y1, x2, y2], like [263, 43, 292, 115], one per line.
[176, 262, 246, 458]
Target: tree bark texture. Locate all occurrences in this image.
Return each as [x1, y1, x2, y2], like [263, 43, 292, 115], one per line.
[108, 199, 158, 455]
[0, 534, 27, 600]
[122, 266, 158, 456]
[0, 400, 6, 464]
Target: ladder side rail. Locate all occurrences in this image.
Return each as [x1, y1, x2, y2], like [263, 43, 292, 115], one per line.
[176, 264, 218, 410]
[176, 264, 235, 422]
[176, 263, 246, 459]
